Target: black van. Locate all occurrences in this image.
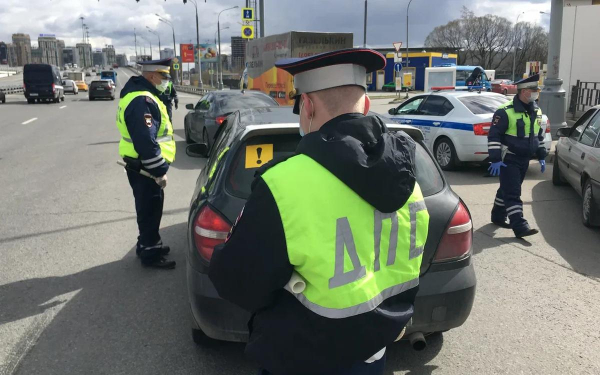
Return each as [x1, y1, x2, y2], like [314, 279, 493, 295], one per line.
[23, 64, 65, 104]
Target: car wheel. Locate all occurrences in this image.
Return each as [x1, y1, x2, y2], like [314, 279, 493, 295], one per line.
[54, 96, 60, 103]
[202, 128, 211, 150]
[111, 96, 115, 100]
[191, 328, 215, 346]
[61, 95, 65, 102]
[552, 153, 567, 186]
[1, 98, 5, 104]
[185, 123, 194, 144]
[503, 89, 508, 95]
[582, 179, 598, 227]
[89, 97, 94, 101]
[434, 137, 459, 171]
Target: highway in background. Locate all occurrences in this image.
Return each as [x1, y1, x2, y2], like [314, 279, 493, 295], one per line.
[0, 74, 599, 375]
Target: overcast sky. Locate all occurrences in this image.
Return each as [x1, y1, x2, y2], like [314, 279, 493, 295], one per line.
[0, 0, 551, 59]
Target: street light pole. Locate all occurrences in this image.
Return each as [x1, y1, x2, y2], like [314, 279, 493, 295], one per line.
[217, 6, 239, 90]
[363, 0, 367, 48]
[187, 0, 205, 88]
[147, 27, 161, 57]
[405, 0, 414, 98]
[157, 15, 180, 84]
[512, 12, 524, 82]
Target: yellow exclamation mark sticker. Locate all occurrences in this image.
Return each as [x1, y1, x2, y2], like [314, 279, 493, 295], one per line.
[245, 144, 274, 169]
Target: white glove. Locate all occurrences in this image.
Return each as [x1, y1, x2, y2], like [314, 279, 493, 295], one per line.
[155, 174, 167, 189]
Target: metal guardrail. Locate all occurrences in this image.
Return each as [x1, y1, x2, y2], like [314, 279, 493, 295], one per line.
[174, 85, 214, 95]
[0, 85, 23, 94]
[570, 80, 600, 118]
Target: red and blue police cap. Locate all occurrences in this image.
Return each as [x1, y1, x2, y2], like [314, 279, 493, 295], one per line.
[275, 48, 386, 114]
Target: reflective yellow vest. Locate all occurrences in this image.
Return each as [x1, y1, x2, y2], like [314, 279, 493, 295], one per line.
[499, 101, 542, 138]
[116, 91, 176, 163]
[262, 154, 429, 319]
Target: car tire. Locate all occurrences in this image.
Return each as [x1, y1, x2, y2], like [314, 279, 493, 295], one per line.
[1, 98, 5, 104]
[54, 96, 60, 103]
[89, 97, 94, 101]
[191, 327, 215, 346]
[582, 179, 599, 227]
[434, 137, 459, 171]
[503, 89, 508, 95]
[111, 96, 115, 100]
[60, 95, 65, 102]
[552, 153, 567, 186]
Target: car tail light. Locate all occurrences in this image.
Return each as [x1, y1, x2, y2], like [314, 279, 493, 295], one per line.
[473, 122, 491, 136]
[216, 116, 227, 125]
[545, 119, 551, 133]
[193, 205, 231, 262]
[433, 201, 473, 262]
[52, 83, 56, 93]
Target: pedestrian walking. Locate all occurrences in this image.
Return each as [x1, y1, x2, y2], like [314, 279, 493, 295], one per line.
[488, 73, 546, 238]
[209, 48, 430, 375]
[116, 58, 176, 269]
[159, 80, 178, 122]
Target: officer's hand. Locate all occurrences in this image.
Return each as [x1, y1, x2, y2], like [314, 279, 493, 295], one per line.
[155, 175, 168, 189]
[174, 99, 179, 110]
[539, 160, 546, 173]
[488, 161, 507, 176]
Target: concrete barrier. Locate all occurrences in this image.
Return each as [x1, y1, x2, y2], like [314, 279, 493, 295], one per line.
[0, 85, 24, 95]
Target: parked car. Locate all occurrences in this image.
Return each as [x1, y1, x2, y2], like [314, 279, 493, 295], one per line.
[62, 80, 79, 95]
[185, 107, 476, 344]
[491, 79, 517, 95]
[75, 80, 89, 92]
[553, 105, 600, 227]
[387, 90, 552, 170]
[183, 91, 278, 149]
[23, 63, 65, 104]
[0, 89, 5, 104]
[88, 79, 115, 101]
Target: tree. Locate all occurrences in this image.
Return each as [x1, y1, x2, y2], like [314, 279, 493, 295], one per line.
[424, 6, 548, 76]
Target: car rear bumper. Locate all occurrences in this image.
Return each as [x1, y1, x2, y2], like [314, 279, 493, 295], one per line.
[25, 92, 57, 99]
[407, 260, 476, 334]
[187, 258, 476, 342]
[90, 91, 114, 98]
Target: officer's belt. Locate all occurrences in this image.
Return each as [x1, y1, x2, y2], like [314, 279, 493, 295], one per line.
[121, 135, 173, 144]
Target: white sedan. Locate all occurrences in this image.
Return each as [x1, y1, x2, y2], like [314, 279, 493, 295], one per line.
[387, 90, 552, 170]
[62, 80, 79, 95]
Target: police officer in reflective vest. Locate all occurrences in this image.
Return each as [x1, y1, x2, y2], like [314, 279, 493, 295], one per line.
[116, 58, 176, 269]
[488, 74, 546, 238]
[209, 49, 429, 375]
[159, 80, 178, 122]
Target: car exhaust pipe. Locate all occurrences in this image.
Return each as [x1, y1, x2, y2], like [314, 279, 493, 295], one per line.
[408, 332, 427, 351]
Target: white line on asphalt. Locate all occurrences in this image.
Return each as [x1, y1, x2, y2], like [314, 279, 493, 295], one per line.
[21, 117, 38, 125]
[59, 105, 67, 109]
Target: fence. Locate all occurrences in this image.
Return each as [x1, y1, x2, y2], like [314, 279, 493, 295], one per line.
[570, 80, 600, 118]
[0, 85, 23, 94]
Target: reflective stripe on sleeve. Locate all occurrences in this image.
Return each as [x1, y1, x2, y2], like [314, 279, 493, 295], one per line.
[145, 159, 166, 169]
[142, 155, 164, 164]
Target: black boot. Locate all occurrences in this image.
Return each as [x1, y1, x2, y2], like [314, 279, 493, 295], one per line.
[515, 228, 539, 238]
[141, 256, 176, 269]
[136, 244, 170, 257]
[492, 220, 511, 229]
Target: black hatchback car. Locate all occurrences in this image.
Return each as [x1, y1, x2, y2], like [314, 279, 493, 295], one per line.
[185, 107, 476, 345]
[89, 79, 116, 101]
[184, 91, 278, 150]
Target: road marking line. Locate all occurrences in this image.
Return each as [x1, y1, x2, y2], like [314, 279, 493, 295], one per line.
[59, 105, 67, 109]
[22, 117, 38, 125]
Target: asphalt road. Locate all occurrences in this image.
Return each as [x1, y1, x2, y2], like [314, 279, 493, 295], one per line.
[0, 86, 599, 375]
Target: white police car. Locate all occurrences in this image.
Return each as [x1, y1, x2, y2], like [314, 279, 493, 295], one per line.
[387, 89, 552, 170]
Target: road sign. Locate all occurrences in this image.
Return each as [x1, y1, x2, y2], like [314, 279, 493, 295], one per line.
[393, 42, 403, 53]
[394, 63, 402, 73]
[395, 77, 402, 91]
[173, 64, 180, 70]
[242, 7, 254, 21]
[173, 57, 179, 64]
[242, 25, 254, 39]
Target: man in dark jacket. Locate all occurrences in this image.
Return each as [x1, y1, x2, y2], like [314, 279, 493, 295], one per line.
[209, 49, 429, 375]
[158, 81, 178, 122]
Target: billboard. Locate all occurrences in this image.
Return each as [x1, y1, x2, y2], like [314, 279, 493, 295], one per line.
[197, 44, 218, 63]
[181, 44, 195, 63]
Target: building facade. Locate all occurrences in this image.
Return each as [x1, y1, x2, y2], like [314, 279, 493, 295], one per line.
[38, 35, 60, 66]
[102, 45, 116, 65]
[160, 48, 174, 59]
[7, 44, 18, 67]
[57, 40, 65, 67]
[0, 42, 8, 65]
[12, 33, 32, 66]
[116, 54, 127, 67]
[76, 43, 92, 68]
[63, 47, 80, 66]
[92, 50, 107, 67]
[31, 47, 43, 64]
[231, 36, 247, 70]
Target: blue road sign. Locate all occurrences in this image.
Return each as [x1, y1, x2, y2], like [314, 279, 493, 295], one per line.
[243, 8, 254, 20]
[395, 63, 403, 72]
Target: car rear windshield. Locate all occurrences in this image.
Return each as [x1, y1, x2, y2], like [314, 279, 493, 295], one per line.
[458, 95, 509, 115]
[225, 133, 444, 200]
[91, 81, 110, 88]
[216, 95, 278, 114]
[24, 70, 52, 83]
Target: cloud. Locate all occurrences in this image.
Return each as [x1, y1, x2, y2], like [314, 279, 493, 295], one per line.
[0, 0, 551, 59]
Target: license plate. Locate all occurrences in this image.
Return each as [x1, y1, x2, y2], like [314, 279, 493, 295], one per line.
[30, 93, 38, 96]
[97, 88, 104, 90]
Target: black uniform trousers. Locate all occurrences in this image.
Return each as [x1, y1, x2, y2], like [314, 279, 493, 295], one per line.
[258, 354, 386, 375]
[127, 170, 164, 259]
[491, 153, 531, 235]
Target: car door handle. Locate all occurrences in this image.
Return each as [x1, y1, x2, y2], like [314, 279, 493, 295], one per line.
[581, 152, 586, 160]
[432, 122, 441, 126]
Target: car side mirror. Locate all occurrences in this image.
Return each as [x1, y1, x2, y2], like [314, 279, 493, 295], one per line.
[388, 108, 397, 115]
[556, 127, 571, 138]
[186, 103, 194, 110]
[186, 143, 209, 158]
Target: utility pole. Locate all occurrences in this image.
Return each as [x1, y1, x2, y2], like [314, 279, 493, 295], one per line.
[217, 6, 239, 90]
[134, 28, 138, 63]
[259, 0, 265, 38]
[185, 0, 205, 88]
[405, 0, 414, 99]
[363, 0, 367, 47]
[539, 0, 567, 129]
